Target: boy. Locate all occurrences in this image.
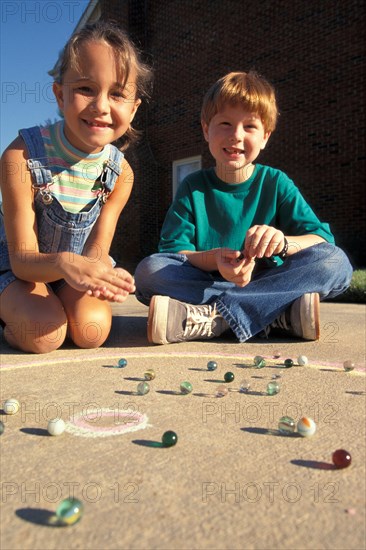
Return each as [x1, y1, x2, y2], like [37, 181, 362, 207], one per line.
[135, 71, 352, 344]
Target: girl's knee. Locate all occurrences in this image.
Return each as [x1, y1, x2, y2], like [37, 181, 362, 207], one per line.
[4, 316, 67, 354]
[68, 307, 112, 349]
[1, 280, 67, 353]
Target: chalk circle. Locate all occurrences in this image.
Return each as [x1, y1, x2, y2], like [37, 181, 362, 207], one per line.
[65, 408, 149, 438]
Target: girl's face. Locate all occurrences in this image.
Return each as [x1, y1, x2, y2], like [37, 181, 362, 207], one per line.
[202, 104, 271, 183]
[53, 40, 141, 154]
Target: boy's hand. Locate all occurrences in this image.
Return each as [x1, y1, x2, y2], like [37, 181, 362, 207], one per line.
[244, 225, 285, 258]
[215, 248, 256, 287]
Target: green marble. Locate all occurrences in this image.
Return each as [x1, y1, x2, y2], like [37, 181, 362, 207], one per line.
[253, 356, 266, 368]
[224, 372, 235, 383]
[283, 358, 294, 368]
[267, 381, 280, 395]
[162, 430, 178, 447]
[278, 416, 295, 435]
[55, 498, 84, 526]
[137, 381, 150, 395]
[117, 358, 128, 368]
[180, 381, 193, 394]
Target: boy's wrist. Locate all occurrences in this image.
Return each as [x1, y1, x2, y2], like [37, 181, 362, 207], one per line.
[277, 237, 289, 260]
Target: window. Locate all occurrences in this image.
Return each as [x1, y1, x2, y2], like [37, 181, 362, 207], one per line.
[172, 156, 201, 197]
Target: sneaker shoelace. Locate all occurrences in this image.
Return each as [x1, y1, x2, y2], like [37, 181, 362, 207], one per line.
[183, 303, 218, 339]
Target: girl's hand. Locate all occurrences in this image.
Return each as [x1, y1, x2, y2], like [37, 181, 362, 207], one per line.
[87, 268, 136, 302]
[58, 253, 135, 299]
[244, 225, 285, 258]
[215, 248, 256, 287]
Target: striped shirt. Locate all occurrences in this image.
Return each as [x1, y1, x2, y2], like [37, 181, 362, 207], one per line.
[40, 121, 111, 213]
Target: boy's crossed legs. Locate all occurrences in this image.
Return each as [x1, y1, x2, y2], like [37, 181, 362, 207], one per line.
[135, 243, 353, 345]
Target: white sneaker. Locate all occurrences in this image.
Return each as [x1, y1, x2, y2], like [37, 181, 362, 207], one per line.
[264, 293, 320, 341]
[147, 295, 229, 344]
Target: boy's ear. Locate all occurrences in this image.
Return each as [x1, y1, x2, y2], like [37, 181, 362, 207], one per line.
[260, 131, 271, 150]
[52, 82, 64, 111]
[201, 119, 209, 142]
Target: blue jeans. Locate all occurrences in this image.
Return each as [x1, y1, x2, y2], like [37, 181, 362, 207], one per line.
[134, 243, 353, 342]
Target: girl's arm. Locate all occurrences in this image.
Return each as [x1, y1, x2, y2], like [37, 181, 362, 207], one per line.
[82, 158, 136, 299]
[83, 157, 134, 263]
[0, 141, 133, 296]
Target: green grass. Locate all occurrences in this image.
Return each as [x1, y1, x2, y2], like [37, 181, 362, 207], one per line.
[328, 269, 366, 303]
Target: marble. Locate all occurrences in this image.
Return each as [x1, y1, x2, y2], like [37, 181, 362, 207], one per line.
[343, 360, 355, 372]
[239, 380, 251, 393]
[207, 361, 218, 371]
[180, 381, 193, 394]
[266, 381, 280, 395]
[253, 356, 266, 368]
[144, 369, 156, 380]
[3, 398, 20, 415]
[56, 498, 84, 525]
[278, 416, 296, 435]
[224, 372, 235, 383]
[297, 417, 316, 437]
[47, 418, 66, 436]
[117, 358, 128, 368]
[297, 355, 308, 366]
[162, 430, 178, 447]
[216, 385, 228, 398]
[332, 449, 352, 468]
[283, 358, 294, 368]
[137, 382, 150, 395]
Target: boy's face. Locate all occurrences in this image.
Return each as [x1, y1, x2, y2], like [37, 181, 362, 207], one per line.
[202, 104, 271, 183]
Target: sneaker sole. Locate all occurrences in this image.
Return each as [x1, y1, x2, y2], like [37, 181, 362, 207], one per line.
[300, 293, 320, 340]
[147, 295, 170, 344]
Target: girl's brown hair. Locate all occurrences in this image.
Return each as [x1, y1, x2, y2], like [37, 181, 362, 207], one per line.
[55, 20, 153, 150]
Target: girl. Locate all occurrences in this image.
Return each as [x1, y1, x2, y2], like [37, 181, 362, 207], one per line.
[0, 21, 152, 353]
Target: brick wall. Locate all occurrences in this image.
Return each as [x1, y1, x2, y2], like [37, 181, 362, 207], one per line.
[101, 0, 365, 268]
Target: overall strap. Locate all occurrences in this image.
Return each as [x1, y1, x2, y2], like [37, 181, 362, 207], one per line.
[19, 126, 53, 187]
[100, 145, 124, 196]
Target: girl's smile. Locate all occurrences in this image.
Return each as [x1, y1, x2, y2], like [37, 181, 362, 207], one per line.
[53, 40, 141, 154]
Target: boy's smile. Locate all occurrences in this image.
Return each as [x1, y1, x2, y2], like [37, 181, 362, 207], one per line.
[202, 105, 271, 184]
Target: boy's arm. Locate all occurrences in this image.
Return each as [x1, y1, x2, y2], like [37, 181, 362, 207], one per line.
[180, 248, 256, 287]
[178, 249, 221, 271]
[244, 224, 326, 259]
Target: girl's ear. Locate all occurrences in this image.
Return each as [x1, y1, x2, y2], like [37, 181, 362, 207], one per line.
[129, 98, 142, 122]
[52, 82, 64, 111]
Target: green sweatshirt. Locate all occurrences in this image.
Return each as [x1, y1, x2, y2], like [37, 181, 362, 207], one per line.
[159, 164, 334, 253]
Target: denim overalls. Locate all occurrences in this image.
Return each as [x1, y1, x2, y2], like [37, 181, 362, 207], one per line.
[0, 125, 124, 295]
